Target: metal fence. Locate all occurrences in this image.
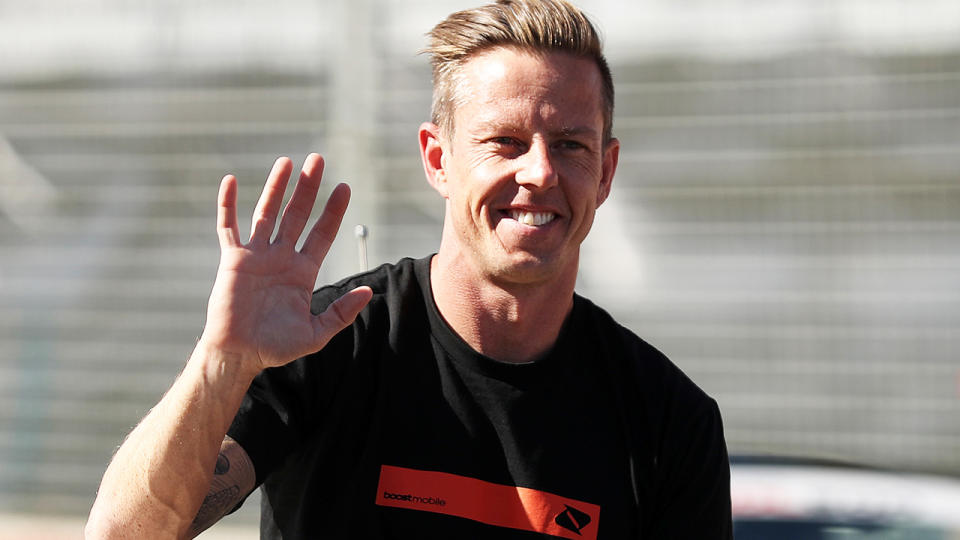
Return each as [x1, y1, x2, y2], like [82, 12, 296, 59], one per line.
[0, 0, 958, 523]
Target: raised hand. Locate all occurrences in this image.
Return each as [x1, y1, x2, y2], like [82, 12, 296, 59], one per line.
[199, 154, 373, 375]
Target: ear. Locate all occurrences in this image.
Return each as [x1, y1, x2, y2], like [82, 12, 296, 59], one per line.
[419, 122, 449, 198]
[596, 137, 620, 207]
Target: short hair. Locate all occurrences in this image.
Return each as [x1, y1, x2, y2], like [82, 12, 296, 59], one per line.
[424, 0, 614, 143]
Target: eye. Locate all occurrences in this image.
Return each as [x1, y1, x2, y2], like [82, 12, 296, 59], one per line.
[556, 139, 587, 151]
[490, 136, 520, 146]
[487, 136, 527, 158]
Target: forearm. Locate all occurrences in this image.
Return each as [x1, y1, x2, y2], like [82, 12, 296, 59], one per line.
[85, 154, 369, 538]
[86, 344, 259, 539]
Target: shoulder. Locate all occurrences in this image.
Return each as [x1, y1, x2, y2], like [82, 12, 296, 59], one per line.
[574, 295, 714, 406]
[572, 294, 723, 454]
[308, 256, 433, 356]
[310, 256, 427, 315]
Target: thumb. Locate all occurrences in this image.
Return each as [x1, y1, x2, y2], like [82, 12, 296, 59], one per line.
[311, 286, 373, 348]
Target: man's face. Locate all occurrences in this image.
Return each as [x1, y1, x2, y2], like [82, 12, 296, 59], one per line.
[425, 46, 619, 286]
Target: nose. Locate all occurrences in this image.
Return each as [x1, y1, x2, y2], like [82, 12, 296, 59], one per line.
[515, 140, 558, 191]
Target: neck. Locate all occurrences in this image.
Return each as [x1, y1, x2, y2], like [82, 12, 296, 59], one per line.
[430, 248, 577, 364]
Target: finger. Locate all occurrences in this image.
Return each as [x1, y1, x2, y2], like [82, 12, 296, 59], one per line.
[274, 153, 324, 246]
[311, 286, 373, 349]
[300, 182, 351, 266]
[249, 157, 294, 244]
[217, 175, 241, 248]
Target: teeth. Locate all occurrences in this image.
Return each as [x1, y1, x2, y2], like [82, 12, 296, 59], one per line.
[510, 210, 555, 226]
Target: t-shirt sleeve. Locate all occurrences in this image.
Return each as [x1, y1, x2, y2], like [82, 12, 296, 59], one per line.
[649, 396, 732, 539]
[226, 286, 359, 488]
[583, 297, 733, 538]
[227, 360, 311, 487]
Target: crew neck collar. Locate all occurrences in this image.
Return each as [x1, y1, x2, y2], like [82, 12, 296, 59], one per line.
[414, 255, 581, 384]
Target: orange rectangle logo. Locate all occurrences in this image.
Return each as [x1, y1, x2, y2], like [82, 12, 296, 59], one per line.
[375, 464, 600, 540]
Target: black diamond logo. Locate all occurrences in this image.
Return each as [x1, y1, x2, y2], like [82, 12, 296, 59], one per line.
[554, 504, 591, 535]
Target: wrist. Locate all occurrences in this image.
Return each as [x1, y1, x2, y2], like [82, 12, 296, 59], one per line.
[191, 339, 262, 388]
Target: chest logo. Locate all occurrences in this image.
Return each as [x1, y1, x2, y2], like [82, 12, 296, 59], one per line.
[554, 504, 592, 535]
[375, 464, 600, 540]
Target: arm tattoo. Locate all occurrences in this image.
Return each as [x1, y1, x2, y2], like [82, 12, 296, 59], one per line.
[214, 453, 230, 475]
[188, 436, 256, 538]
[192, 486, 241, 529]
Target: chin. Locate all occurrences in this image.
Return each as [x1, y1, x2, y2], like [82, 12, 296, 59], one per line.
[489, 252, 571, 285]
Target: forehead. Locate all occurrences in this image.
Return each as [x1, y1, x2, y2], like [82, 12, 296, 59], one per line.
[454, 47, 605, 133]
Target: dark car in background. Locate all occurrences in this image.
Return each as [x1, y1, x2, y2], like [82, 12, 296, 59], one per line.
[731, 456, 960, 539]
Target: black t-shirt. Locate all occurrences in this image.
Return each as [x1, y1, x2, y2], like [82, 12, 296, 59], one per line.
[228, 256, 731, 539]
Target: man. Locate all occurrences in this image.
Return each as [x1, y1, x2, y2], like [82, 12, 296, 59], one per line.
[86, 0, 731, 538]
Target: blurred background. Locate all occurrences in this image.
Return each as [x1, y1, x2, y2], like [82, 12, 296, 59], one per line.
[1, 0, 959, 536]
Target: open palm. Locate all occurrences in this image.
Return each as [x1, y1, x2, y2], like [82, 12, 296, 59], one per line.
[200, 154, 372, 374]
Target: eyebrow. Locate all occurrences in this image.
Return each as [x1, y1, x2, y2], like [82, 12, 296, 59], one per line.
[470, 121, 598, 139]
[555, 126, 598, 138]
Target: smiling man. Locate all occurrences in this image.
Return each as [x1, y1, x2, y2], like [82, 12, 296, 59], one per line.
[422, 44, 619, 363]
[86, 1, 731, 539]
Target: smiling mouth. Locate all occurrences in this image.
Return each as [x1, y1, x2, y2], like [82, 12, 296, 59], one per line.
[509, 210, 556, 226]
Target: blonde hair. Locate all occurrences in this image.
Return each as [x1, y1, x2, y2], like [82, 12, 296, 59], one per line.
[424, 0, 614, 142]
